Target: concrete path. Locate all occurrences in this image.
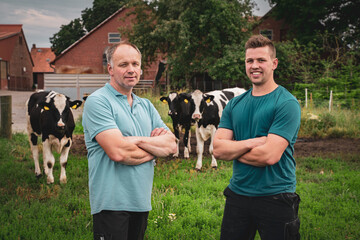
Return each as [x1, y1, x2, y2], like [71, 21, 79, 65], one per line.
[0, 90, 83, 133]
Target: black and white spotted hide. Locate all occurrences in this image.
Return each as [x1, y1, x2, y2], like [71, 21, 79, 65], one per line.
[160, 92, 193, 158]
[26, 91, 82, 184]
[182, 87, 246, 171]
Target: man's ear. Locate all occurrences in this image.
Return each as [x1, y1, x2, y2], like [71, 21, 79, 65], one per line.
[107, 63, 113, 75]
[272, 58, 278, 71]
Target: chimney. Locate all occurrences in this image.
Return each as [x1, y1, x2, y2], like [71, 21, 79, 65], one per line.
[32, 44, 36, 49]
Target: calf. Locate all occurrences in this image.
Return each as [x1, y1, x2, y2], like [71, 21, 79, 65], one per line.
[160, 92, 193, 158]
[26, 91, 82, 184]
[181, 87, 246, 170]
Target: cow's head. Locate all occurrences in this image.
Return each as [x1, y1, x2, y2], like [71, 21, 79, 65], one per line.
[189, 90, 215, 121]
[160, 92, 179, 117]
[39, 92, 82, 130]
[178, 93, 195, 120]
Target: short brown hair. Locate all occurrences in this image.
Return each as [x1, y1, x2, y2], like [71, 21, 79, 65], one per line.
[245, 35, 276, 58]
[106, 41, 142, 67]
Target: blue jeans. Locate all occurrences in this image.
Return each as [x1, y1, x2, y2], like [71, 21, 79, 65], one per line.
[220, 187, 300, 240]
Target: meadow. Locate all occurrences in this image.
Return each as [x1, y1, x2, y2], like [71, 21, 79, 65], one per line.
[0, 132, 359, 239]
[0, 94, 359, 239]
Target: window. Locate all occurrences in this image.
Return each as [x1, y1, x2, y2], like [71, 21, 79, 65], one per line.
[108, 33, 121, 43]
[260, 29, 273, 40]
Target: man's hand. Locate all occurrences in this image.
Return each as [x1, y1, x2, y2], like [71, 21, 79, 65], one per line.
[151, 127, 168, 137]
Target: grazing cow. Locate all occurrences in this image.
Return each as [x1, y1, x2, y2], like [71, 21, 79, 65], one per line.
[26, 91, 82, 184]
[181, 87, 246, 170]
[160, 92, 193, 158]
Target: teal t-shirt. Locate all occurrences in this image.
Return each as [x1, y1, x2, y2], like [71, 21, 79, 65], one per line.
[219, 86, 301, 196]
[82, 83, 168, 214]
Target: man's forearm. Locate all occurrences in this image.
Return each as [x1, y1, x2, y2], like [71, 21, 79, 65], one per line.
[126, 131, 177, 157]
[213, 137, 267, 161]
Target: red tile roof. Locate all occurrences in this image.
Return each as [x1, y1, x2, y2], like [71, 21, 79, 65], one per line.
[31, 45, 55, 73]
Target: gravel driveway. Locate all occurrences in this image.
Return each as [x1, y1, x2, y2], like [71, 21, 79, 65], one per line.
[0, 90, 83, 133]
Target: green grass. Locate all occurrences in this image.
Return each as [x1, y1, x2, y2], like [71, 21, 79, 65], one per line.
[0, 134, 359, 239]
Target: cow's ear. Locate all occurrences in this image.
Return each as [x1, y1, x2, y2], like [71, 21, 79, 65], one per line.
[160, 97, 167, 103]
[204, 95, 214, 103]
[38, 101, 50, 111]
[70, 100, 83, 109]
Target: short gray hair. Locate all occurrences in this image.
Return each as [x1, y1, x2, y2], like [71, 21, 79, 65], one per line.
[106, 41, 142, 67]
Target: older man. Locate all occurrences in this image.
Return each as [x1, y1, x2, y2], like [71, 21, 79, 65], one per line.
[82, 41, 177, 240]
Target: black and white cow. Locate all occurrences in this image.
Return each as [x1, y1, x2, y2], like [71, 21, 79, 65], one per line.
[160, 92, 193, 158]
[26, 91, 82, 184]
[180, 87, 246, 171]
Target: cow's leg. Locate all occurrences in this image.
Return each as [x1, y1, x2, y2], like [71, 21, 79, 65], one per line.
[173, 125, 180, 158]
[188, 130, 192, 153]
[195, 128, 204, 171]
[183, 127, 190, 159]
[209, 127, 218, 169]
[42, 140, 55, 184]
[29, 133, 41, 177]
[59, 140, 71, 184]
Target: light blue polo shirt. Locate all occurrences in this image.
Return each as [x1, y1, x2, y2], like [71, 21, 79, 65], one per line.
[82, 83, 168, 215]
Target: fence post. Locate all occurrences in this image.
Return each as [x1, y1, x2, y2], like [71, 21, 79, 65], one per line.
[329, 90, 333, 112]
[305, 88, 308, 108]
[0, 95, 12, 139]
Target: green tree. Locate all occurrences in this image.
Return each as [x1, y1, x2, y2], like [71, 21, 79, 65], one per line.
[268, 0, 360, 48]
[50, 18, 85, 56]
[123, 0, 256, 89]
[81, 0, 125, 32]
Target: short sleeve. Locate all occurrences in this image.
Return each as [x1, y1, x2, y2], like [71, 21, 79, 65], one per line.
[269, 99, 301, 143]
[219, 99, 233, 130]
[146, 99, 169, 131]
[82, 95, 118, 141]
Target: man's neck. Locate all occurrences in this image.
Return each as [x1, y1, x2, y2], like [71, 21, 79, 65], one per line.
[110, 82, 134, 106]
[252, 81, 278, 96]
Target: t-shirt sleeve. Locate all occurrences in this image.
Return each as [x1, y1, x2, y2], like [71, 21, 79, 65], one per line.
[218, 99, 233, 130]
[268, 99, 301, 143]
[82, 95, 119, 141]
[147, 100, 169, 131]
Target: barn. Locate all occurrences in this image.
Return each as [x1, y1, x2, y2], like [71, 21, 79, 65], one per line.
[51, 7, 164, 83]
[30, 44, 55, 90]
[0, 24, 34, 91]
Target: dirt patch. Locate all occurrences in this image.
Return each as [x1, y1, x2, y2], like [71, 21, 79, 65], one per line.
[70, 135, 360, 158]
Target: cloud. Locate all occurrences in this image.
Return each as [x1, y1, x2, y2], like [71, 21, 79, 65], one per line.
[13, 8, 70, 29]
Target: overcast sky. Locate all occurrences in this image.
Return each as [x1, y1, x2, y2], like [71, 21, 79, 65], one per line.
[0, 0, 271, 49]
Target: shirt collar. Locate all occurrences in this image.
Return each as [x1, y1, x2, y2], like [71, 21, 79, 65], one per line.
[105, 83, 139, 104]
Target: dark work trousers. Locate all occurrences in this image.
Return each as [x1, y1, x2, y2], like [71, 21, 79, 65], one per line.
[93, 210, 149, 240]
[220, 187, 300, 240]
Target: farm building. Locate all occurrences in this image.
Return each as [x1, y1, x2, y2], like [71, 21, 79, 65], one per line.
[30, 44, 55, 89]
[0, 24, 34, 91]
[51, 7, 164, 84]
[252, 8, 290, 42]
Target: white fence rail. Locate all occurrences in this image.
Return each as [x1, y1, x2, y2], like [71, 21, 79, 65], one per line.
[44, 74, 154, 100]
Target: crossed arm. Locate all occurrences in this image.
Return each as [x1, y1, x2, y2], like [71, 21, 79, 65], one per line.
[213, 128, 289, 167]
[96, 127, 177, 165]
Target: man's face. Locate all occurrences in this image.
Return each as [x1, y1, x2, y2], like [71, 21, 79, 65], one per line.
[245, 46, 278, 86]
[108, 44, 141, 90]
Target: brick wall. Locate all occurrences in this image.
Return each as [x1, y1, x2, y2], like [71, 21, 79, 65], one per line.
[8, 33, 33, 90]
[252, 15, 289, 42]
[54, 8, 161, 81]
